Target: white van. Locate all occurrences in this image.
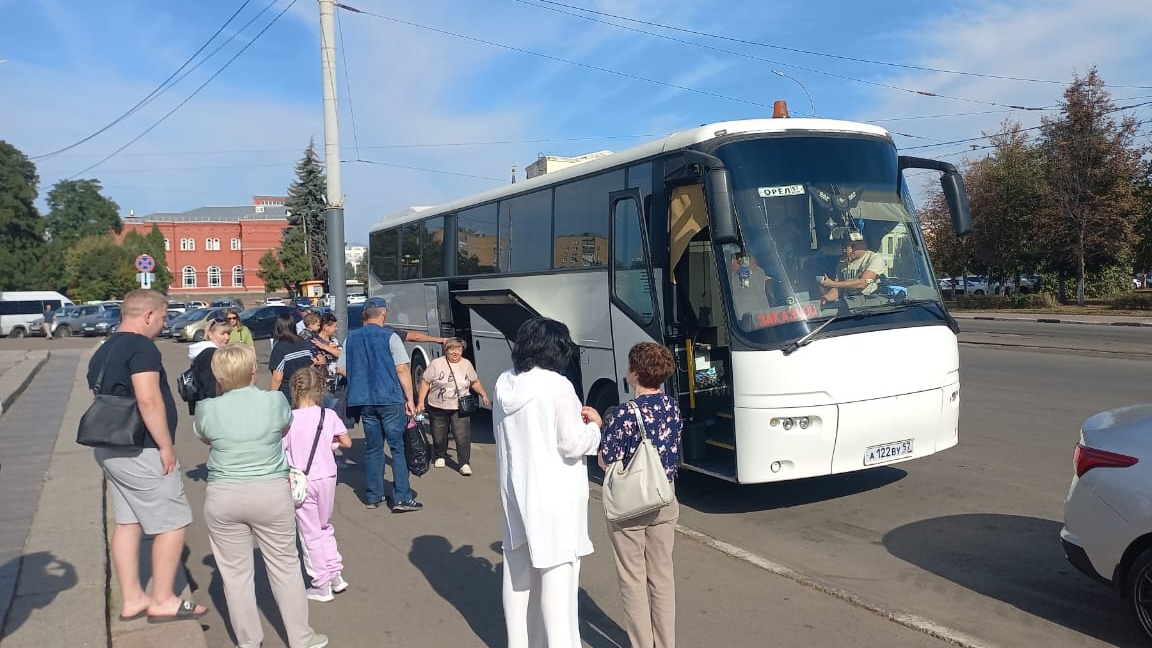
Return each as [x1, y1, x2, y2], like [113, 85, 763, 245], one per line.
[0, 291, 74, 337]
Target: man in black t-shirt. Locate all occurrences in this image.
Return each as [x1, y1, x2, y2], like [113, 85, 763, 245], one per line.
[86, 290, 207, 623]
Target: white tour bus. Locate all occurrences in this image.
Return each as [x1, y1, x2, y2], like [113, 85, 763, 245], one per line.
[0, 291, 74, 338]
[366, 111, 972, 483]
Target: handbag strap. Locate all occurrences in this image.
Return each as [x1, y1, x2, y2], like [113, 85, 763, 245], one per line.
[446, 360, 467, 398]
[302, 408, 326, 475]
[627, 400, 649, 442]
[93, 335, 128, 394]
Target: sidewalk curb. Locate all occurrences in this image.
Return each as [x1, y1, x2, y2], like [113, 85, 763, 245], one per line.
[0, 350, 49, 418]
[953, 313, 1152, 327]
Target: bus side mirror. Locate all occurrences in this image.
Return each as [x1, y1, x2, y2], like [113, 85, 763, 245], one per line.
[940, 171, 972, 237]
[899, 155, 973, 237]
[705, 167, 738, 245]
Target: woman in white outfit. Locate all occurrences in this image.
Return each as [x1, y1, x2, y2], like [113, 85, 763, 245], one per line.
[493, 317, 602, 648]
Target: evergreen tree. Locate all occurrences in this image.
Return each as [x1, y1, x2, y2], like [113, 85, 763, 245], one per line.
[1036, 67, 1145, 304]
[258, 229, 312, 295]
[284, 139, 329, 281]
[0, 141, 46, 290]
[121, 225, 172, 293]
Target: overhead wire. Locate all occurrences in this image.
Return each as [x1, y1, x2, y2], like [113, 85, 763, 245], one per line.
[66, 0, 300, 179]
[32, 0, 258, 160]
[515, 0, 1152, 90]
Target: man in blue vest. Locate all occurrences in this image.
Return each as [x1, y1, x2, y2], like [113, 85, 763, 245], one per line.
[344, 297, 423, 512]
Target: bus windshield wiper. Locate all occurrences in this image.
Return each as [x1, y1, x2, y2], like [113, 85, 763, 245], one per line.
[781, 315, 840, 356]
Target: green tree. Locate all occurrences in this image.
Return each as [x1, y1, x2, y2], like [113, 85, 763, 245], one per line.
[65, 235, 135, 301]
[1036, 67, 1145, 304]
[963, 122, 1046, 287]
[45, 179, 122, 244]
[1132, 159, 1152, 275]
[0, 141, 46, 290]
[121, 224, 172, 293]
[920, 178, 977, 284]
[258, 229, 312, 295]
[345, 261, 367, 285]
[284, 140, 329, 280]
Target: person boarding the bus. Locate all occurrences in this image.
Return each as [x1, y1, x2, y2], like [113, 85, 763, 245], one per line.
[820, 236, 886, 303]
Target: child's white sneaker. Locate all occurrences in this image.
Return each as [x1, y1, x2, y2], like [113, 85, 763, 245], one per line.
[331, 571, 349, 593]
[306, 583, 334, 602]
[434, 458, 446, 468]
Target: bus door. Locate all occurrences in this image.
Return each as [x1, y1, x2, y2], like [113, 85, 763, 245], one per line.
[608, 189, 663, 402]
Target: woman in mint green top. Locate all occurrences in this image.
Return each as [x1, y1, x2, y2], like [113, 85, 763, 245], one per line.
[194, 345, 326, 648]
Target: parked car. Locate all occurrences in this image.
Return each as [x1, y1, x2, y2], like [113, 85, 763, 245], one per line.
[263, 296, 286, 306]
[167, 301, 189, 314]
[239, 305, 298, 340]
[1062, 405, 1152, 640]
[188, 301, 208, 309]
[159, 310, 183, 338]
[210, 298, 244, 310]
[0, 291, 74, 337]
[172, 307, 230, 342]
[29, 305, 81, 337]
[80, 307, 122, 336]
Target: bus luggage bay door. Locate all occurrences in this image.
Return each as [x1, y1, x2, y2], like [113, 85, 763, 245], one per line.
[608, 189, 663, 402]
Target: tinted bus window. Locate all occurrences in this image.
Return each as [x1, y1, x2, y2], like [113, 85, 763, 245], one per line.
[400, 224, 421, 279]
[369, 228, 399, 282]
[422, 217, 446, 278]
[458, 203, 499, 275]
[553, 170, 623, 269]
[499, 189, 552, 273]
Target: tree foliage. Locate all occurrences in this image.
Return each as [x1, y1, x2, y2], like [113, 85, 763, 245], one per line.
[121, 223, 172, 293]
[45, 179, 122, 245]
[0, 141, 45, 290]
[257, 229, 312, 295]
[1036, 67, 1145, 304]
[284, 140, 329, 281]
[65, 235, 135, 301]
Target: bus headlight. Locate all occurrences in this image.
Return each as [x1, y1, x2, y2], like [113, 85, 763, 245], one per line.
[798, 416, 810, 429]
[781, 418, 794, 430]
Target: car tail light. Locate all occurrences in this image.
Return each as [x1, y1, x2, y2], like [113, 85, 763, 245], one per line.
[1074, 443, 1138, 477]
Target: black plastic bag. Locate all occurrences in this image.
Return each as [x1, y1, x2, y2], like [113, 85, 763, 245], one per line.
[404, 416, 432, 477]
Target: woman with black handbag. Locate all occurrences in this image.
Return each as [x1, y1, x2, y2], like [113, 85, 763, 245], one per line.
[415, 337, 490, 476]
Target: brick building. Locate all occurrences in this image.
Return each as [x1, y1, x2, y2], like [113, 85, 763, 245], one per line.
[118, 196, 289, 296]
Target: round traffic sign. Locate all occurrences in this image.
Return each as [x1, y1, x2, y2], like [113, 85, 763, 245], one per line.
[135, 254, 155, 272]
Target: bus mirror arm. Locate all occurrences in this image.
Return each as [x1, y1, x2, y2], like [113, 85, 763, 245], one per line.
[899, 156, 973, 237]
[679, 150, 740, 246]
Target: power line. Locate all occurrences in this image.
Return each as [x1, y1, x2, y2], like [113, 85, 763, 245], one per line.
[349, 158, 507, 182]
[32, 0, 259, 161]
[515, 0, 1152, 91]
[335, 3, 780, 110]
[66, 0, 299, 179]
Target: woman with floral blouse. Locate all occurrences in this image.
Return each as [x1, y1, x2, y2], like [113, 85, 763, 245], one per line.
[598, 342, 682, 648]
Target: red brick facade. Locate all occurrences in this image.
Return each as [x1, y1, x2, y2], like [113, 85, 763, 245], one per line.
[117, 199, 289, 296]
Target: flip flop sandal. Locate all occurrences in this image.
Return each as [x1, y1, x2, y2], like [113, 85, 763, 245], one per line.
[117, 610, 147, 622]
[146, 600, 207, 624]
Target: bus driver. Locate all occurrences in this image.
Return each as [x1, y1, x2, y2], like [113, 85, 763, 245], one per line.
[819, 238, 886, 303]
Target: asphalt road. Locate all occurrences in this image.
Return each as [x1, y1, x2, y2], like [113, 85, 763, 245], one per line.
[5, 320, 1150, 647]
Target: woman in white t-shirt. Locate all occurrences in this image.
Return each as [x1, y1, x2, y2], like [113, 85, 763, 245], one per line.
[416, 338, 491, 476]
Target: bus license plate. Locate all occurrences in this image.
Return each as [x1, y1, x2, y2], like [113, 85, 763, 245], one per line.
[864, 440, 913, 465]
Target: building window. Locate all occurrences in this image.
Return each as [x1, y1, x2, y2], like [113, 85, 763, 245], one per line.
[164, 238, 170, 251]
[232, 265, 244, 287]
[207, 266, 221, 288]
[182, 265, 197, 288]
[231, 237, 241, 251]
[205, 238, 220, 251]
[180, 237, 195, 251]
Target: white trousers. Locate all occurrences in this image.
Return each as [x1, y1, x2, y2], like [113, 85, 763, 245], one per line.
[502, 544, 582, 648]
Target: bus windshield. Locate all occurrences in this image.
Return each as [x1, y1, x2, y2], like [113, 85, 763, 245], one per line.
[714, 134, 943, 349]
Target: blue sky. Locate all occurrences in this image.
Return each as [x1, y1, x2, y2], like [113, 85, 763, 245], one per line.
[2, 0, 1150, 244]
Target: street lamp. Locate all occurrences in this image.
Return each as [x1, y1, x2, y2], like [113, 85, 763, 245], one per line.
[772, 70, 816, 117]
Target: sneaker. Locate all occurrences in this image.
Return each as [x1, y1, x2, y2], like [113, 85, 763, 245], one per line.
[459, 464, 472, 476]
[306, 583, 334, 602]
[433, 458, 446, 468]
[304, 634, 329, 648]
[365, 500, 383, 509]
[391, 499, 424, 513]
[331, 571, 349, 593]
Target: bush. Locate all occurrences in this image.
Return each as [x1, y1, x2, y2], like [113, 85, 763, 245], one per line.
[1108, 293, 1152, 311]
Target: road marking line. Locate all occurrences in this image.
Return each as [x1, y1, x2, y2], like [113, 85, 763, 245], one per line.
[675, 523, 999, 648]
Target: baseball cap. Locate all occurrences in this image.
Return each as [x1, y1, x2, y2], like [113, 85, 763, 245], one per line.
[364, 296, 387, 309]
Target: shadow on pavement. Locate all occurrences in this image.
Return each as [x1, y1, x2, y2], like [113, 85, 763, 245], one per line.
[201, 549, 290, 647]
[884, 513, 1145, 647]
[0, 551, 77, 639]
[674, 466, 907, 514]
[407, 536, 628, 648]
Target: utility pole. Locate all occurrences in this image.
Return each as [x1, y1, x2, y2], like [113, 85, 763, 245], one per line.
[320, 0, 347, 336]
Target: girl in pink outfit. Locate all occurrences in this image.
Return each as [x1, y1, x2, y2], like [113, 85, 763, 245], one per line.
[285, 367, 352, 602]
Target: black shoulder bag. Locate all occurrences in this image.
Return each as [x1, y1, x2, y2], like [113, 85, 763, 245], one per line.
[77, 336, 147, 448]
[448, 362, 480, 418]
